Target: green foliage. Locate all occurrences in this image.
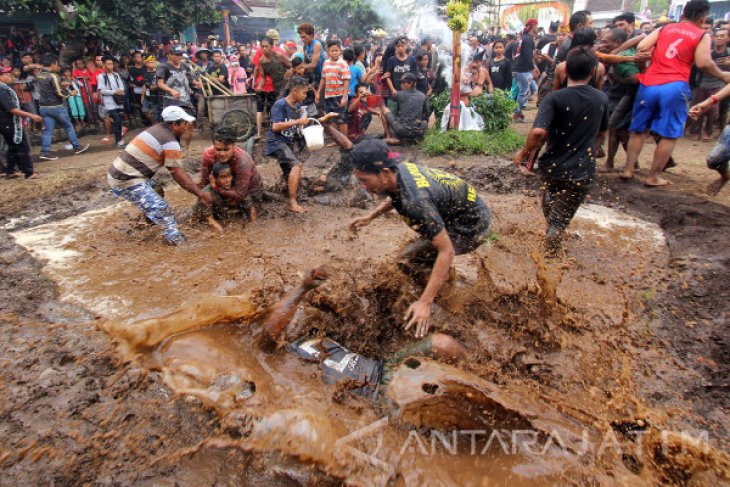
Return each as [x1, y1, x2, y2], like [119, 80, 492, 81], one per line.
[3, 0, 218, 50]
[431, 89, 516, 133]
[277, 0, 383, 39]
[648, 0, 670, 16]
[421, 128, 524, 156]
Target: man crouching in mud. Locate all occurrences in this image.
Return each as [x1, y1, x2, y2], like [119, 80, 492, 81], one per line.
[346, 140, 493, 338]
[258, 268, 466, 402]
[107, 106, 213, 246]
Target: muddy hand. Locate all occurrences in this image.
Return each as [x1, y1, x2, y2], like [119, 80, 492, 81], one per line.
[404, 300, 432, 338]
[302, 266, 328, 289]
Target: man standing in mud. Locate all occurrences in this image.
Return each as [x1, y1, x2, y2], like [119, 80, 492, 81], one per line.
[347, 140, 492, 338]
[107, 106, 212, 246]
[514, 46, 608, 253]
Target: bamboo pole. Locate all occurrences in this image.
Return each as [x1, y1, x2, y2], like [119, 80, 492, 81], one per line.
[449, 29, 462, 130]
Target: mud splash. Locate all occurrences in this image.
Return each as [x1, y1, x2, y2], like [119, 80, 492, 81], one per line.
[10, 186, 730, 485]
[100, 291, 602, 485]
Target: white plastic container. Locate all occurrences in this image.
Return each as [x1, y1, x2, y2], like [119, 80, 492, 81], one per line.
[302, 119, 324, 150]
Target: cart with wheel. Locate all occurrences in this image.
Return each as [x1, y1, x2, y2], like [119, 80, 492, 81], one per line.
[184, 61, 258, 152]
[206, 94, 257, 152]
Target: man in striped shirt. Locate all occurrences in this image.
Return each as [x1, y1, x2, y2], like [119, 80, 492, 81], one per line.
[107, 106, 212, 246]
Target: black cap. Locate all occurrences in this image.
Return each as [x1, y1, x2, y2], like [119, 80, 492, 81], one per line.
[169, 45, 186, 55]
[401, 72, 417, 83]
[350, 139, 403, 173]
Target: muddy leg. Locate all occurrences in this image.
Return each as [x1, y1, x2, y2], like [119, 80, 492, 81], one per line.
[706, 126, 730, 196]
[622, 131, 648, 179]
[542, 178, 591, 253]
[644, 137, 677, 187]
[287, 163, 307, 213]
[380, 107, 393, 139]
[430, 334, 467, 362]
[600, 129, 619, 172]
[115, 180, 185, 245]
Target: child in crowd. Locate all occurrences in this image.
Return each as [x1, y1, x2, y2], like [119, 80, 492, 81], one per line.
[488, 39, 512, 91]
[289, 57, 316, 116]
[317, 40, 350, 138]
[228, 55, 248, 95]
[192, 162, 254, 233]
[266, 76, 338, 213]
[415, 53, 432, 97]
[62, 67, 86, 133]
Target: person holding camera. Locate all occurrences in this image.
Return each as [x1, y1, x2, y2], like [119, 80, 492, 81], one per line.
[98, 56, 127, 148]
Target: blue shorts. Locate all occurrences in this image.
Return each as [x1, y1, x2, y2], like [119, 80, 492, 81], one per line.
[629, 81, 691, 139]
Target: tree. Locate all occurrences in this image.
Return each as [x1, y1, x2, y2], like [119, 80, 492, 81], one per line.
[276, 0, 383, 39]
[0, 0, 219, 50]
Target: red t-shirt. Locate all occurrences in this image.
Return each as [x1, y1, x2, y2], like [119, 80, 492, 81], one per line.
[72, 68, 93, 102]
[91, 68, 105, 89]
[348, 100, 369, 142]
[641, 22, 706, 86]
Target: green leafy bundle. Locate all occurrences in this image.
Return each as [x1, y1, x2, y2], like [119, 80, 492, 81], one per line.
[432, 89, 516, 133]
[421, 128, 524, 156]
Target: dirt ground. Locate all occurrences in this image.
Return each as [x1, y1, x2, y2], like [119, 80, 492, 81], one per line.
[0, 120, 728, 485]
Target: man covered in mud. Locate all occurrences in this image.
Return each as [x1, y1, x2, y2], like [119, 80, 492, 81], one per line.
[347, 140, 493, 337]
[198, 127, 263, 221]
[191, 163, 255, 233]
[514, 45, 608, 253]
[107, 106, 212, 246]
[258, 268, 466, 401]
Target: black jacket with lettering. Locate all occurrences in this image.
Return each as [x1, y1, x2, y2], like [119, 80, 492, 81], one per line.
[35, 69, 68, 107]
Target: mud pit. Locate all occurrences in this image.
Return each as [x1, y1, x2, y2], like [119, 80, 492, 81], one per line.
[3, 149, 730, 485]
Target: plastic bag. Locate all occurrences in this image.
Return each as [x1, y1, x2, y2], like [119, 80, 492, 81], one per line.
[440, 102, 485, 132]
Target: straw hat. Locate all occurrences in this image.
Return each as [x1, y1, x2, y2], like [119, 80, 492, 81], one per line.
[265, 29, 280, 42]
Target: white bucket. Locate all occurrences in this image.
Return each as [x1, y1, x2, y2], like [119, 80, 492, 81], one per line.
[302, 119, 324, 151]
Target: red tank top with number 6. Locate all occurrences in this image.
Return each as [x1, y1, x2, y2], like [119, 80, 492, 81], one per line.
[641, 22, 706, 86]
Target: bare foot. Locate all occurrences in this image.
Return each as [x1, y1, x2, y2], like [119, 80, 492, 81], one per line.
[706, 177, 729, 196]
[597, 164, 614, 173]
[326, 142, 337, 147]
[644, 176, 673, 187]
[620, 171, 634, 180]
[26, 173, 42, 180]
[702, 135, 712, 142]
[287, 202, 308, 213]
[689, 134, 700, 141]
[384, 137, 401, 145]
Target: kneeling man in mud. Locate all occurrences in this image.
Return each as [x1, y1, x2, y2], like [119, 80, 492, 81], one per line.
[107, 106, 212, 246]
[259, 268, 467, 401]
[193, 127, 263, 231]
[347, 140, 492, 337]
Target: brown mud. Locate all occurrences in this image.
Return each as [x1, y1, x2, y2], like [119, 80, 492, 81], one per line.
[1, 135, 729, 485]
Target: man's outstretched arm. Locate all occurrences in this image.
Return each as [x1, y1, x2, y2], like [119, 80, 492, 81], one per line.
[259, 268, 328, 352]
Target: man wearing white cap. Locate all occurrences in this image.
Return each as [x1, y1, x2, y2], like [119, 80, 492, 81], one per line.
[107, 106, 213, 246]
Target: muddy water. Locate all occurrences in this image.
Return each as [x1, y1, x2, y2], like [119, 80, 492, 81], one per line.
[11, 186, 730, 485]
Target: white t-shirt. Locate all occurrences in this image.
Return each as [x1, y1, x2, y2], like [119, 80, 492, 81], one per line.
[97, 71, 125, 110]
